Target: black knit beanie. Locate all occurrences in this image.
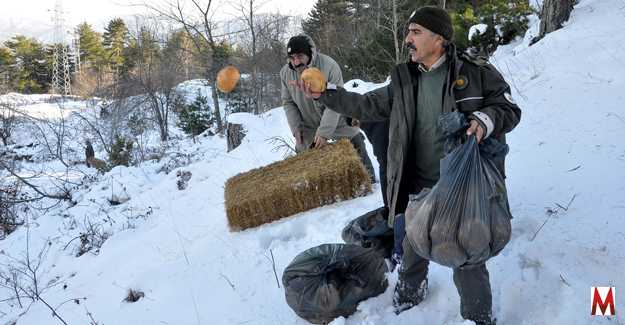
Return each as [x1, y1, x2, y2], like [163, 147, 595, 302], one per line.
[408, 6, 454, 41]
[287, 35, 313, 58]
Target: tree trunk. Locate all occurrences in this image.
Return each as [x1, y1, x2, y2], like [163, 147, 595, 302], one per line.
[471, 0, 479, 11]
[227, 122, 246, 152]
[149, 94, 168, 141]
[539, 0, 575, 38]
[392, 0, 401, 64]
[210, 79, 223, 133]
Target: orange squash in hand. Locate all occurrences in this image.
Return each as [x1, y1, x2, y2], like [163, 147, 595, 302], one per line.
[216, 66, 241, 93]
[300, 67, 327, 93]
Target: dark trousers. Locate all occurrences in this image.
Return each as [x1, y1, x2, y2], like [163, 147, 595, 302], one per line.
[360, 121, 390, 206]
[395, 180, 493, 323]
[398, 240, 493, 322]
[349, 133, 376, 182]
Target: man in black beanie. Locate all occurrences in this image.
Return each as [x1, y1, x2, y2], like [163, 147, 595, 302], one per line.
[291, 6, 521, 325]
[280, 34, 375, 178]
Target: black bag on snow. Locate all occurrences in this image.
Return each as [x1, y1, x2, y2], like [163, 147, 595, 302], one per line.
[341, 207, 394, 258]
[405, 135, 512, 268]
[282, 243, 388, 324]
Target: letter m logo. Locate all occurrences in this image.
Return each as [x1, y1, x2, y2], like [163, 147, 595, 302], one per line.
[591, 287, 616, 316]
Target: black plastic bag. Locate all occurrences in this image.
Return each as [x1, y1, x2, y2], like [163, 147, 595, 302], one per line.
[405, 136, 512, 268]
[341, 207, 394, 258]
[282, 243, 388, 324]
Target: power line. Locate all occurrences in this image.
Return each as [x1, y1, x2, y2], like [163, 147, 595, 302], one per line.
[51, 0, 72, 96]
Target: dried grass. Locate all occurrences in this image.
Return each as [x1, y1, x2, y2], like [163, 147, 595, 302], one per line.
[225, 139, 371, 231]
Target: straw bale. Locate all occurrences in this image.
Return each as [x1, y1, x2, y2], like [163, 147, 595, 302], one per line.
[225, 139, 372, 230]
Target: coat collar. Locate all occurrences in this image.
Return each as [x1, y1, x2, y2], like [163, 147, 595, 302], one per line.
[418, 54, 447, 73]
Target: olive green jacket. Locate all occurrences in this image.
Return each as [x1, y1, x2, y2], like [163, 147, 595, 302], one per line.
[318, 45, 521, 225]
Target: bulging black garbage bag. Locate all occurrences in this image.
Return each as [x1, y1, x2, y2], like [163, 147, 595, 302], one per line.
[405, 136, 512, 268]
[282, 243, 388, 324]
[341, 207, 394, 258]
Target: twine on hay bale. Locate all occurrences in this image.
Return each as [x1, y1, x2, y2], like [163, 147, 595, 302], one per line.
[225, 139, 372, 231]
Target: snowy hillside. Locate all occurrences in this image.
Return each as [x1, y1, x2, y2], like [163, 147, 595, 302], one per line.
[1, 0, 624, 324]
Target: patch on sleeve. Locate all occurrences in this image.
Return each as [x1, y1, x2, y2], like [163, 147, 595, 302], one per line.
[454, 75, 468, 90]
[504, 92, 516, 104]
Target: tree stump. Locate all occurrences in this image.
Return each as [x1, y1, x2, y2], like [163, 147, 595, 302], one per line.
[539, 0, 575, 38]
[227, 122, 246, 152]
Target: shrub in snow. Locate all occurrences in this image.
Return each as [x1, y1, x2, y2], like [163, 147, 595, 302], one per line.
[127, 111, 148, 137]
[225, 75, 256, 114]
[123, 289, 145, 303]
[177, 92, 214, 136]
[0, 181, 23, 238]
[157, 152, 191, 174]
[108, 192, 130, 206]
[0, 103, 18, 146]
[452, 2, 533, 55]
[76, 220, 111, 257]
[176, 170, 192, 190]
[109, 135, 133, 167]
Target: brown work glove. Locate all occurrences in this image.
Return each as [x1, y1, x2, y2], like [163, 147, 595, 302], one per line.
[300, 67, 327, 93]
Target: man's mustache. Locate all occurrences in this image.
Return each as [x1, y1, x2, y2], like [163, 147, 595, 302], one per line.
[293, 63, 306, 69]
[406, 43, 416, 50]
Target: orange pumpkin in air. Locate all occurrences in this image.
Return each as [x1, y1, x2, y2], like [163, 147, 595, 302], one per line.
[216, 66, 241, 93]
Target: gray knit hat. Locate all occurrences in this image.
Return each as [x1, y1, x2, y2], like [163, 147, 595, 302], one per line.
[408, 6, 454, 41]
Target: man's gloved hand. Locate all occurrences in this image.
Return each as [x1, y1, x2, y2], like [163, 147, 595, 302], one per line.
[351, 118, 361, 127]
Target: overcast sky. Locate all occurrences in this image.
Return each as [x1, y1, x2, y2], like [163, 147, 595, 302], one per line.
[0, 0, 314, 42]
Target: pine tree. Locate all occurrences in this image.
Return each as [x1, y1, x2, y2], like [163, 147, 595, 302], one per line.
[163, 30, 196, 80]
[122, 26, 161, 77]
[178, 92, 214, 136]
[3, 36, 51, 93]
[0, 47, 14, 91]
[76, 22, 106, 70]
[302, 0, 352, 60]
[226, 76, 256, 114]
[461, 0, 532, 55]
[102, 18, 129, 74]
[109, 135, 133, 167]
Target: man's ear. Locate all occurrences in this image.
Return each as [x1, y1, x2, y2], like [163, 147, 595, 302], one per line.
[437, 34, 445, 45]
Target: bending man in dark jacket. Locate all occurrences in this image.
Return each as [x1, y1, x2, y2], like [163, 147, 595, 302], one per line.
[289, 6, 521, 325]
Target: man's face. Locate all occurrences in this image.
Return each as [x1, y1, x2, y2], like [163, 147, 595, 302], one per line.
[289, 53, 310, 72]
[405, 23, 444, 63]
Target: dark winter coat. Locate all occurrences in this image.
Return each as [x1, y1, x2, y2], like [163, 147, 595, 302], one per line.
[317, 45, 521, 226]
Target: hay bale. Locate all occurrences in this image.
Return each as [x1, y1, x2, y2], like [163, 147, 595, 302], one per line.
[225, 139, 372, 231]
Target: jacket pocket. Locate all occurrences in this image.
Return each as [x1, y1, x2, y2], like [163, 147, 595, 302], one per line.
[455, 96, 483, 113]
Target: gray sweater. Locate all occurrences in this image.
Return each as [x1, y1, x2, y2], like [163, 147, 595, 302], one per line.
[280, 35, 359, 151]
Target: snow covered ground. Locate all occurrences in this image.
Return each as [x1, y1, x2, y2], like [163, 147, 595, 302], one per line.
[1, 0, 624, 324]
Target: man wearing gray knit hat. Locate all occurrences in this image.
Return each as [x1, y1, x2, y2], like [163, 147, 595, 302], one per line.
[291, 5, 521, 325]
